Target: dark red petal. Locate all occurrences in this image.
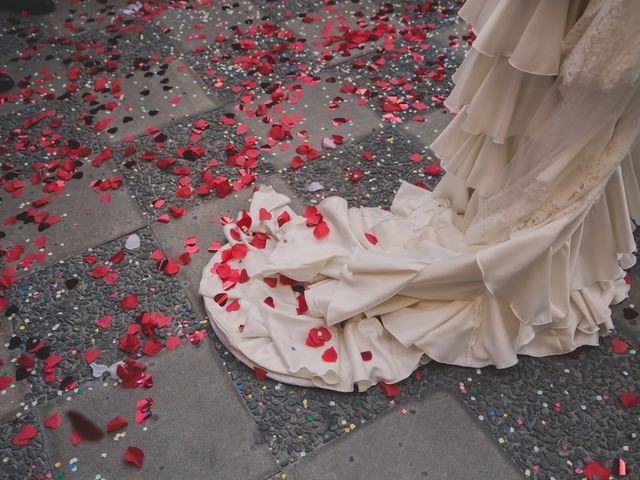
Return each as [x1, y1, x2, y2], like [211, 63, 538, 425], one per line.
[67, 410, 104, 441]
[123, 446, 144, 469]
[105, 416, 129, 432]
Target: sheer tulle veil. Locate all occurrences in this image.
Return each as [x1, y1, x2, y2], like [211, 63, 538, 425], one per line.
[464, 0, 640, 246]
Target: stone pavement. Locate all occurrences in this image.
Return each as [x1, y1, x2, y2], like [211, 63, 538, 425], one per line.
[0, 1, 637, 480]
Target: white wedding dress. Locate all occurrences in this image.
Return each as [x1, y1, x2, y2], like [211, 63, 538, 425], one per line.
[199, 0, 640, 392]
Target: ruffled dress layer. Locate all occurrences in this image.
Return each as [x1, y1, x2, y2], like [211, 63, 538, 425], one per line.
[431, 0, 587, 214]
[199, 0, 640, 392]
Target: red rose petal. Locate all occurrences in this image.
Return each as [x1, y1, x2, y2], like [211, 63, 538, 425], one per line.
[118, 334, 140, 354]
[231, 243, 248, 260]
[611, 337, 629, 354]
[168, 206, 187, 218]
[12, 424, 38, 446]
[43, 413, 61, 430]
[291, 156, 305, 169]
[612, 458, 627, 476]
[105, 416, 129, 433]
[165, 336, 181, 350]
[321, 346, 338, 363]
[149, 248, 165, 261]
[124, 446, 144, 469]
[163, 258, 180, 276]
[378, 382, 400, 398]
[296, 292, 308, 315]
[583, 461, 611, 480]
[0, 376, 14, 390]
[262, 278, 277, 289]
[259, 208, 272, 221]
[619, 391, 640, 409]
[313, 221, 330, 239]
[93, 117, 113, 132]
[121, 294, 139, 311]
[425, 164, 442, 176]
[364, 233, 378, 245]
[44, 355, 63, 370]
[226, 300, 240, 312]
[67, 410, 104, 441]
[96, 315, 112, 328]
[254, 367, 268, 381]
[69, 429, 83, 446]
[83, 349, 101, 364]
[142, 336, 163, 357]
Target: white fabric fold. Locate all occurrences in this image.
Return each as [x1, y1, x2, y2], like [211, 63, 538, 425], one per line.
[199, 0, 640, 392]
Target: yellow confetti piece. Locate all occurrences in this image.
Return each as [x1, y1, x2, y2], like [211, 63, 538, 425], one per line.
[349, 423, 356, 430]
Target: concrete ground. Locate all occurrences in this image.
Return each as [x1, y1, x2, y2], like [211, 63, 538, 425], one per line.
[0, 1, 638, 480]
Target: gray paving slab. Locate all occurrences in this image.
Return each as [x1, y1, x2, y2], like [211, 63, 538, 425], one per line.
[36, 339, 277, 480]
[0, 105, 145, 278]
[151, 174, 302, 319]
[92, 57, 219, 144]
[154, 1, 263, 54]
[0, 43, 74, 116]
[1, 155, 146, 279]
[41, 0, 132, 37]
[283, 389, 522, 480]
[283, 2, 398, 68]
[239, 72, 382, 169]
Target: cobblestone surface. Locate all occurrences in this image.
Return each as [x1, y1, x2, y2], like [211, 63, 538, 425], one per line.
[0, 413, 51, 479]
[110, 108, 276, 218]
[281, 127, 441, 208]
[4, 227, 200, 404]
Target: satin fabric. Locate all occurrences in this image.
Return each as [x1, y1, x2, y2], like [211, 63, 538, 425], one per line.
[199, 0, 640, 392]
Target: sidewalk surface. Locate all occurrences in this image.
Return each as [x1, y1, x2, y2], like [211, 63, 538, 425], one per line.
[0, 1, 638, 479]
